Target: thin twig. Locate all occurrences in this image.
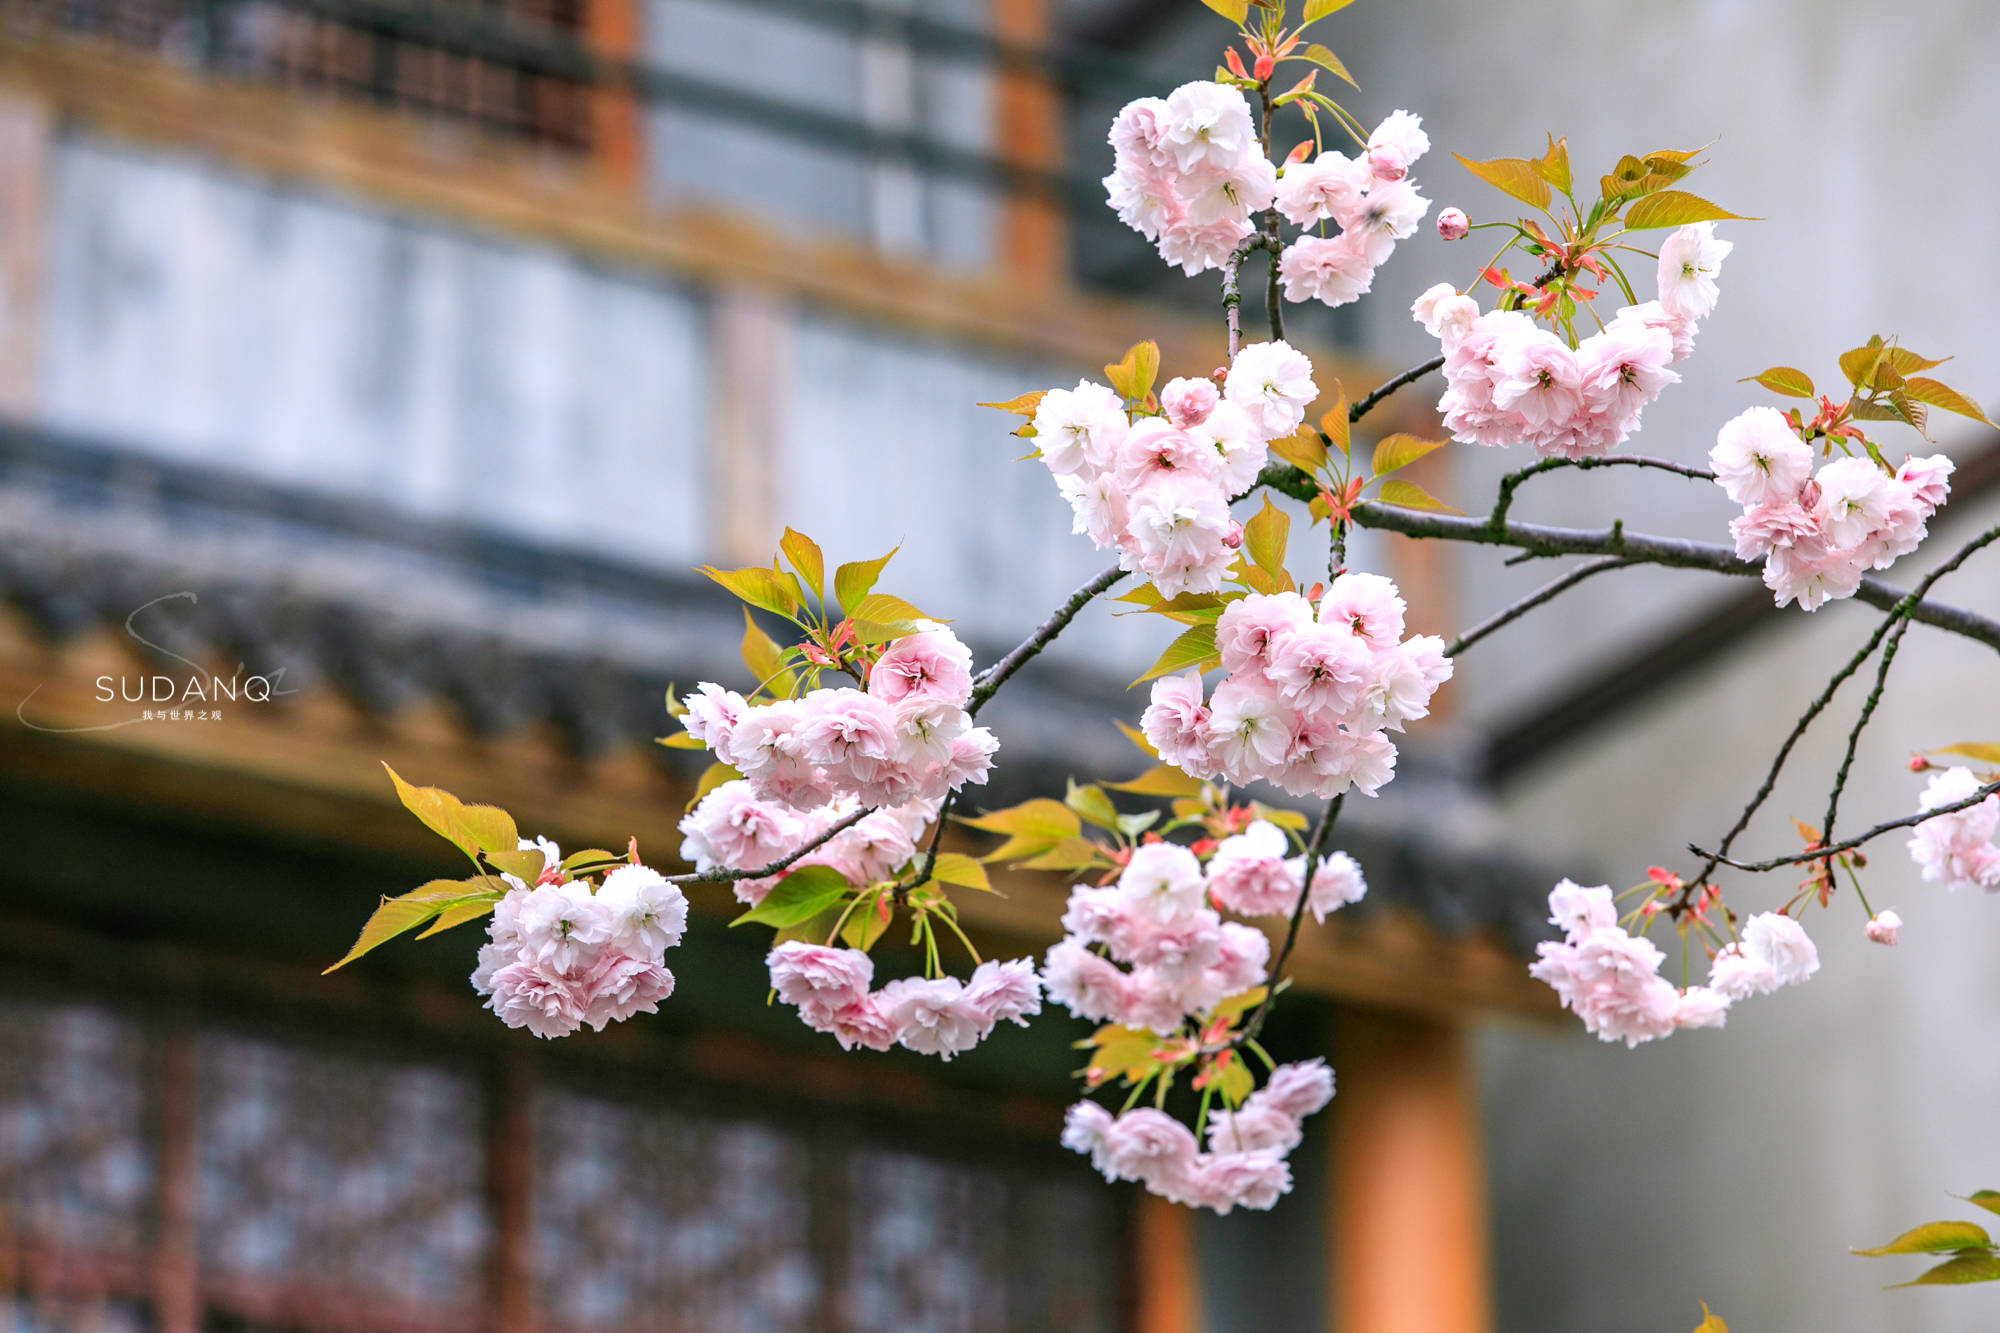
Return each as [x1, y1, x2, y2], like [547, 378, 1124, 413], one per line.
[1348, 354, 1445, 424]
[1236, 793, 1344, 1049]
[968, 563, 1127, 713]
[666, 805, 874, 885]
[1488, 455, 1717, 534]
[1690, 778, 2000, 873]
[1444, 556, 1635, 658]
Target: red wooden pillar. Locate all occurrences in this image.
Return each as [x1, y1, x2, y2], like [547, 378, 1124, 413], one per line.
[992, 0, 1065, 290]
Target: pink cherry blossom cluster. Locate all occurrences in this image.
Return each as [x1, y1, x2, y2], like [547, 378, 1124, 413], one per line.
[1140, 576, 1451, 800]
[1043, 842, 1272, 1037]
[765, 942, 1043, 1060]
[1102, 82, 1277, 277]
[1274, 112, 1432, 309]
[1204, 818, 1367, 921]
[473, 837, 687, 1039]
[678, 626, 999, 811]
[679, 780, 941, 904]
[1907, 766, 2000, 891]
[1060, 1058, 1334, 1214]
[1032, 340, 1317, 598]
[1413, 222, 1733, 458]
[1529, 880, 1817, 1047]
[1709, 408, 1955, 610]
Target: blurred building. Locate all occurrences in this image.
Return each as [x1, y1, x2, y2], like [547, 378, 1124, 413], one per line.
[0, 2, 1562, 1333]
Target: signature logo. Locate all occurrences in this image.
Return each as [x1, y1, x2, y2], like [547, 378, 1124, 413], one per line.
[16, 592, 297, 733]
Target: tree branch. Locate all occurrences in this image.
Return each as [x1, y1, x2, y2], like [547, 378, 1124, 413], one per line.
[1444, 555, 1635, 658]
[1349, 354, 1445, 423]
[1488, 454, 1717, 533]
[969, 563, 1128, 713]
[1235, 793, 1344, 1050]
[667, 805, 875, 885]
[1689, 777, 2000, 873]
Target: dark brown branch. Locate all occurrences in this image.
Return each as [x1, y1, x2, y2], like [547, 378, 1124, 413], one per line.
[1349, 354, 1445, 423]
[667, 805, 874, 885]
[1236, 793, 1344, 1050]
[1488, 454, 1717, 532]
[969, 563, 1128, 713]
[1690, 777, 2000, 874]
[1444, 556, 1635, 658]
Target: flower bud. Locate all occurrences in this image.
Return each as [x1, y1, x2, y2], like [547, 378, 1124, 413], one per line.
[1865, 910, 1901, 946]
[1436, 207, 1469, 241]
[1222, 521, 1245, 550]
[1252, 53, 1275, 82]
[1908, 753, 1932, 772]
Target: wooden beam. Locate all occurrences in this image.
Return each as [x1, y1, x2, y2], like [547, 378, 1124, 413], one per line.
[1130, 1192, 1200, 1333]
[1327, 1009, 1491, 1333]
[992, 0, 1064, 291]
[0, 34, 1377, 389]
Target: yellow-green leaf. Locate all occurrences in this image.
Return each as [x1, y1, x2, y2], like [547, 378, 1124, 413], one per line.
[1301, 0, 1356, 22]
[1621, 190, 1750, 230]
[1375, 478, 1461, 513]
[1692, 1300, 1729, 1333]
[1963, 1191, 2000, 1217]
[325, 878, 480, 972]
[1116, 719, 1160, 759]
[834, 547, 899, 611]
[1891, 1253, 2000, 1287]
[1133, 622, 1220, 686]
[561, 848, 620, 873]
[1321, 386, 1350, 456]
[961, 798, 1082, 841]
[931, 852, 991, 891]
[1019, 837, 1108, 871]
[1741, 366, 1816, 399]
[1243, 495, 1290, 581]
[1270, 422, 1328, 474]
[416, 896, 503, 939]
[382, 765, 518, 862]
[741, 609, 791, 693]
[1066, 780, 1120, 833]
[1212, 1054, 1255, 1107]
[1853, 1220, 1993, 1256]
[484, 849, 545, 882]
[1196, 0, 1248, 24]
[977, 390, 1045, 417]
[657, 730, 708, 750]
[1371, 432, 1448, 477]
[1532, 134, 1572, 195]
[1105, 764, 1207, 798]
[1104, 341, 1161, 403]
[779, 528, 824, 599]
[1297, 43, 1355, 88]
[1901, 377, 1993, 426]
[687, 760, 741, 814]
[1453, 153, 1551, 211]
[698, 564, 798, 618]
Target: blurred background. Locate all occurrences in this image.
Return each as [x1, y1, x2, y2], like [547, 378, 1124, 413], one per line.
[0, 0, 1996, 1330]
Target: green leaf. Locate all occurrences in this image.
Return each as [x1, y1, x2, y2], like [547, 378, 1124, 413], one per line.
[1115, 810, 1161, 838]
[382, 765, 518, 863]
[1116, 719, 1159, 759]
[779, 528, 824, 600]
[1621, 190, 1748, 230]
[1453, 153, 1551, 211]
[1104, 341, 1161, 403]
[1301, 0, 1356, 22]
[1132, 622, 1220, 686]
[977, 390, 1044, 417]
[834, 547, 899, 612]
[325, 878, 481, 972]
[1019, 837, 1108, 871]
[931, 852, 991, 891]
[1891, 1253, 2000, 1287]
[1105, 765, 1208, 798]
[1370, 432, 1448, 477]
[415, 896, 502, 939]
[1065, 780, 1121, 833]
[1297, 43, 1356, 88]
[841, 896, 891, 950]
[1375, 478, 1462, 513]
[962, 798, 1082, 840]
[730, 866, 851, 929]
[1196, 0, 1249, 23]
[1963, 1191, 2000, 1217]
[1321, 387, 1350, 456]
[657, 730, 708, 750]
[1901, 377, 1993, 426]
[1243, 496, 1291, 583]
[1854, 1220, 1993, 1256]
[1741, 366, 1816, 399]
[561, 848, 619, 872]
[698, 564, 798, 619]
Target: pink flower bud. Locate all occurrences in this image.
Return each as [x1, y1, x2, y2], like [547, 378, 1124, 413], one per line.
[1436, 207, 1469, 241]
[1222, 521, 1244, 551]
[1865, 910, 1901, 946]
[1908, 753, 1932, 772]
[1161, 376, 1219, 429]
